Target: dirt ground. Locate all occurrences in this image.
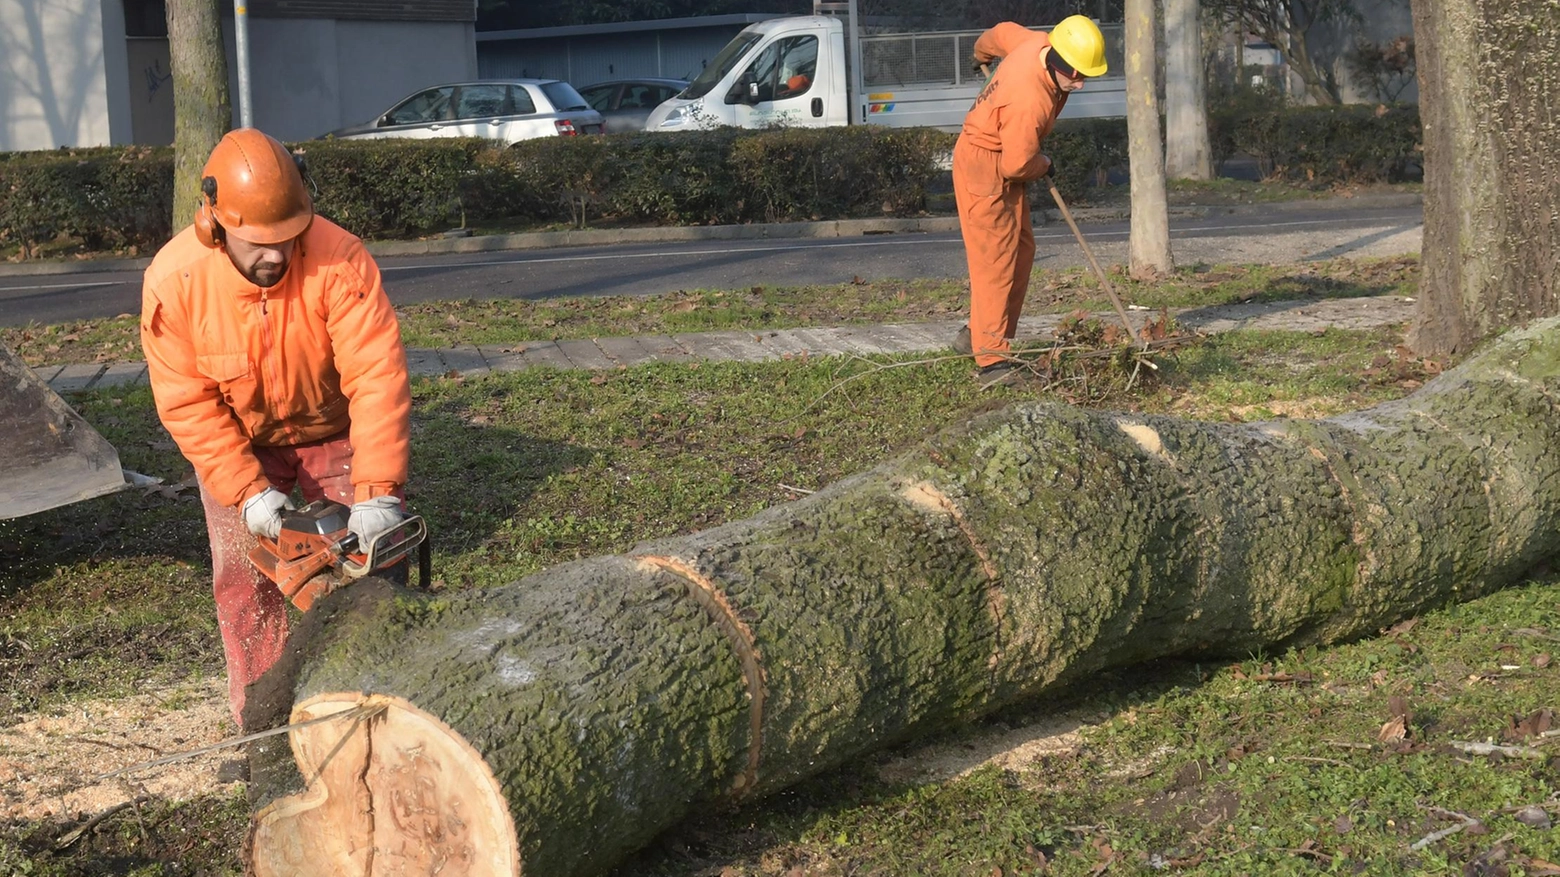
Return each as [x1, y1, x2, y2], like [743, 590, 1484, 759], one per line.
[0, 678, 240, 822]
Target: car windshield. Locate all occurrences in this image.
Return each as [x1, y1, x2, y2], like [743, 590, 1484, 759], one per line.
[541, 81, 590, 112]
[682, 32, 762, 100]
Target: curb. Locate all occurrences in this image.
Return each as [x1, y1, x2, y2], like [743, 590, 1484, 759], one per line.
[0, 192, 1422, 279]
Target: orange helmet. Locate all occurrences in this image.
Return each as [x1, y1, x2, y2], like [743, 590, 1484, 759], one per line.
[194, 128, 313, 247]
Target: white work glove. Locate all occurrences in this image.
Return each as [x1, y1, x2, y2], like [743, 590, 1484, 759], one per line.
[241, 487, 294, 540]
[348, 496, 405, 547]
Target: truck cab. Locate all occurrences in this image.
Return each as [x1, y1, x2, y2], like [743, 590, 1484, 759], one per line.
[647, 16, 847, 131]
[647, 1, 1127, 133]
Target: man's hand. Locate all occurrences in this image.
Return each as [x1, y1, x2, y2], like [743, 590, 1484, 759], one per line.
[348, 496, 405, 547]
[242, 487, 294, 540]
[1041, 154, 1055, 178]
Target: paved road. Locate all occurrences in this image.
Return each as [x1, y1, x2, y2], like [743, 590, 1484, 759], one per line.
[0, 203, 1422, 328]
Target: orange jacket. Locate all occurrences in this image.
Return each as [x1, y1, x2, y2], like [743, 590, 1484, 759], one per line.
[961, 23, 1066, 182]
[140, 218, 412, 508]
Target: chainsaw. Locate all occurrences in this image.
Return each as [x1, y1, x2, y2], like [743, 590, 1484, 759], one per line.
[248, 499, 429, 611]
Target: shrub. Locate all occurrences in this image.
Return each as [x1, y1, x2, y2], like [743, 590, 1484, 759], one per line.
[0, 146, 171, 257]
[1046, 118, 1129, 198]
[1210, 90, 1422, 184]
[0, 107, 1422, 259]
[299, 138, 488, 236]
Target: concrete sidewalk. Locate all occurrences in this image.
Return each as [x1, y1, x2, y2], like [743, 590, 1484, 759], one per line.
[38, 294, 1416, 395]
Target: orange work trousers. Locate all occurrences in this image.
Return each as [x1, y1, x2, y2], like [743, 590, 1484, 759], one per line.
[953, 137, 1036, 367]
[199, 430, 383, 728]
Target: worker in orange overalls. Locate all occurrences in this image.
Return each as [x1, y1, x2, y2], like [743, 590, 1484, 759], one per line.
[140, 129, 412, 728]
[952, 15, 1108, 380]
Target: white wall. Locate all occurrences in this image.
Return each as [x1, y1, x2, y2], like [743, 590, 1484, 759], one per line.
[2, 7, 477, 150]
[0, 0, 114, 151]
[331, 20, 477, 134]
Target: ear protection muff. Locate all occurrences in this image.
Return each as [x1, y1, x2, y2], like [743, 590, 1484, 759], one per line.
[193, 175, 222, 248]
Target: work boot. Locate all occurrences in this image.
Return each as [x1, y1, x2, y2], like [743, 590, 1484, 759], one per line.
[977, 360, 1023, 389]
[952, 325, 973, 356]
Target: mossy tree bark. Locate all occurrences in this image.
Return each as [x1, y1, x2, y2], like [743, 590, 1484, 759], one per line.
[165, 0, 230, 229]
[1126, 0, 1173, 278]
[1408, 0, 1560, 356]
[249, 318, 1560, 877]
[1163, 0, 1212, 180]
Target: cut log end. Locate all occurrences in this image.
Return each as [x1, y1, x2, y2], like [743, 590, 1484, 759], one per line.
[250, 693, 519, 877]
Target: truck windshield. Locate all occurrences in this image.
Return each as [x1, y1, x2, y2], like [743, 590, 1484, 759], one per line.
[682, 32, 763, 100]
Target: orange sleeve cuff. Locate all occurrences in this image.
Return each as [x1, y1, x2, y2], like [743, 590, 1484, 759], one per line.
[353, 482, 402, 504]
[236, 478, 274, 508]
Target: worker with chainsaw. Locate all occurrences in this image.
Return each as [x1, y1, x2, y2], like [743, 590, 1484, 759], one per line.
[140, 128, 413, 727]
[953, 15, 1108, 379]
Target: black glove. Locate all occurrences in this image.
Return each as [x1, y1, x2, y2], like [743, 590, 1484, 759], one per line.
[1041, 155, 1055, 177]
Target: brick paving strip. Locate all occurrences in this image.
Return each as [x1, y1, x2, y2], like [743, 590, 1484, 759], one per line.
[46, 295, 1416, 393]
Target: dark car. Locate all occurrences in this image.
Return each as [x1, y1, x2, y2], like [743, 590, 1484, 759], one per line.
[576, 78, 689, 133]
[326, 79, 605, 145]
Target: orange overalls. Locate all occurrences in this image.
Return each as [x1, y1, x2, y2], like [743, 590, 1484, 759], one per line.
[955, 23, 1068, 367]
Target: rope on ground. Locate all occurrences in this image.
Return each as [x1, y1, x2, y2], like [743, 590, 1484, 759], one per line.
[87, 703, 382, 784]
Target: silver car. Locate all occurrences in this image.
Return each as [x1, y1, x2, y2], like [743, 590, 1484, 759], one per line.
[576, 78, 689, 134]
[327, 79, 606, 145]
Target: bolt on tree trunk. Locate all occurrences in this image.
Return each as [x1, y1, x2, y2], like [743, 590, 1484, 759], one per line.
[247, 317, 1560, 877]
[165, 0, 231, 229]
[1164, 0, 1213, 180]
[1407, 0, 1560, 356]
[1126, 0, 1173, 278]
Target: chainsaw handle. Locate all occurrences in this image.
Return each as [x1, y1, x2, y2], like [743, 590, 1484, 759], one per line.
[341, 514, 428, 579]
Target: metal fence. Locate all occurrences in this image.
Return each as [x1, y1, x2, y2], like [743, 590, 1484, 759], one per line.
[859, 23, 1125, 90]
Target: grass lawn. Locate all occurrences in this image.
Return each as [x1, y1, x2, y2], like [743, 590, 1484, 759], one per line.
[7, 256, 1553, 877]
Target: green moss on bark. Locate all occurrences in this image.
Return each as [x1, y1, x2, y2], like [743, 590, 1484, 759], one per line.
[262, 318, 1560, 877]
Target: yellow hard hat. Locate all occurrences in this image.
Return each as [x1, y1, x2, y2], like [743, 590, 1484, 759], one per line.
[1049, 15, 1108, 78]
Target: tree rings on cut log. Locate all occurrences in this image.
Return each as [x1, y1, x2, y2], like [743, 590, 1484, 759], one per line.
[251, 693, 518, 876]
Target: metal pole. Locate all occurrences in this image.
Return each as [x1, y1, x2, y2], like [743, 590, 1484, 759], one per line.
[234, 0, 253, 128]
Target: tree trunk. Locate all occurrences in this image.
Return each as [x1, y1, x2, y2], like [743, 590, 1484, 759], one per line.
[248, 318, 1560, 877]
[165, 0, 231, 229]
[1163, 0, 1212, 180]
[1126, 0, 1173, 278]
[1407, 0, 1560, 356]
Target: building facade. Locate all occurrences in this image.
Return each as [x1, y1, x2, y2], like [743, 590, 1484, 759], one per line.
[0, 0, 478, 151]
[476, 14, 782, 89]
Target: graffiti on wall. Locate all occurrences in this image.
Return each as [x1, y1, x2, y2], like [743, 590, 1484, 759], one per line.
[143, 58, 171, 102]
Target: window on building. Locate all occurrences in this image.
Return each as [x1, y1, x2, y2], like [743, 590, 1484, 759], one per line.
[124, 0, 168, 37]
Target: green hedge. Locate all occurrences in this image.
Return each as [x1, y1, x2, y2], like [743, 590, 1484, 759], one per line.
[0, 146, 173, 256]
[1210, 103, 1422, 183]
[0, 106, 1421, 258]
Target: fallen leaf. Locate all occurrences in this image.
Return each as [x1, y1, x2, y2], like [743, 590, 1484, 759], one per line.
[1505, 708, 1554, 742]
[1534, 653, 1552, 669]
[1377, 715, 1408, 744]
[1334, 814, 1353, 834]
[1525, 857, 1560, 876]
[1385, 614, 1422, 633]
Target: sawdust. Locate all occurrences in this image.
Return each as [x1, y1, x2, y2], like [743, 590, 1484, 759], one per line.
[875, 711, 1094, 786]
[0, 677, 240, 822]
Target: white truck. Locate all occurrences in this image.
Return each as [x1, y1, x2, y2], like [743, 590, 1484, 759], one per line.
[646, 0, 1126, 133]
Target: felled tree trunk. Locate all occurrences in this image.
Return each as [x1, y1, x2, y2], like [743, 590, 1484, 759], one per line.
[249, 319, 1560, 877]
